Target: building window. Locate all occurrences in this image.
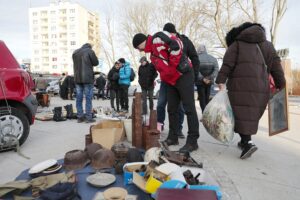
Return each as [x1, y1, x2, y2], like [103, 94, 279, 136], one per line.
[34, 58, 39, 62]
[70, 41, 76, 45]
[70, 25, 75, 30]
[70, 33, 76, 37]
[70, 17, 75, 21]
[33, 20, 38, 24]
[51, 26, 56, 31]
[50, 10, 56, 15]
[70, 9, 75, 13]
[34, 50, 39, 54]
[52, 57, 57, 61]
[52, 50, 57, 54]
[52, 65, 57, 69]
[32, 12, 37, 16]
[51, 34, 56, 38]
[33, 27, 38, 32]
[33, 35, 38, 40]
[35, 65, 39, 69]
[51, 42, 57, 46]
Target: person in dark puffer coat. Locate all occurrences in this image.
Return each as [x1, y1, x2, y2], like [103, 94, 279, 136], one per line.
[216, 22, 286, 159]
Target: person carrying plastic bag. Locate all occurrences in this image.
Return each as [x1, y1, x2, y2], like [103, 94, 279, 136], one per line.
[202, 90, 234, 144]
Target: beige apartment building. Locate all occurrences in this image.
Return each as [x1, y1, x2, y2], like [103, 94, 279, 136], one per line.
[29, 1, 100, 74]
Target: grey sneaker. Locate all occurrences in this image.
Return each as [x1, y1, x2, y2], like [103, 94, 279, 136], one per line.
[77, 117, 85, 123]
[85, 118, 96, 123]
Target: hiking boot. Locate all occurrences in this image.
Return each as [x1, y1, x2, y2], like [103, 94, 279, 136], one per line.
[77, 117, 85, 123]
[240, 141, 258, 159]
[179, 143, 199, 153]
[52, 107, 66, 122]
[163, 138, 179, 146]
[86, 118, 96, 123]
[177, 131, 185, 139]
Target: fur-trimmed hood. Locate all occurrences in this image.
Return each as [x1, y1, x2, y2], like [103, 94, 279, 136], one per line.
[226, 23, 266, 47]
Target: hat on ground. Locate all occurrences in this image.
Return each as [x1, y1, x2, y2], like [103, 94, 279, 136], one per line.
[132, 33, 147, 48]
[118, 58, 126, 64]
[84, 143, 103, 159]
[64, 150, 90, 171]
[139, 56, 147, 63]
[163, 23, 177, 34]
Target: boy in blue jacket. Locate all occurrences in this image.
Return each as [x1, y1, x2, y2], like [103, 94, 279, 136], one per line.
[117, 58, 131, 112]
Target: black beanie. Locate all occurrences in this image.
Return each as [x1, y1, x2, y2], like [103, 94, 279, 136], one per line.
[132, 33, 147, 48]
[163, 23, 176, 33]
[118, 58, 125, 64]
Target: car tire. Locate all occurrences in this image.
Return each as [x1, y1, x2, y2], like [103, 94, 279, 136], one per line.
[0, 106, 30, 146]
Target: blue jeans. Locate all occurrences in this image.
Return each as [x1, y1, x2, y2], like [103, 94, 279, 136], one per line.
[76, 84, 93, 120]
[156, 81, 184, 131]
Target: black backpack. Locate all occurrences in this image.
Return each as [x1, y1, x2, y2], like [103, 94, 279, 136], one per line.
[130, 68, 136, 82]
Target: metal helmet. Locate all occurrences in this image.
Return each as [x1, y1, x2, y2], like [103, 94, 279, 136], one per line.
[85, 143, 103, 159]
[91, 149, 115, 170]
[144, 147, 162, 163]
[64, 150, 90, 171]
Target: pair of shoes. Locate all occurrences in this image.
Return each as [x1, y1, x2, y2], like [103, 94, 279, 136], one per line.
[77, 117, 85, 123]
[86, 118, 96, 123]
[177, 131, 185, 139]
[163, 138, 179, 146]
[179, 143, 199, 153]
[240, 141, 258, 159]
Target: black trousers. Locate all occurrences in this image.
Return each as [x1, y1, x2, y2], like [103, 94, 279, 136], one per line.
[110, 89, 120, 110]
[197, 84, 211, 112]
[119, 85, 129, 110]
[167, 70, 199, 144]
[239, 133, 252, 143]
[142, 87, 154, 115]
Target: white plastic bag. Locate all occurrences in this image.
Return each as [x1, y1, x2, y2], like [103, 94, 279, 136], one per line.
[202, 90, 234, 144]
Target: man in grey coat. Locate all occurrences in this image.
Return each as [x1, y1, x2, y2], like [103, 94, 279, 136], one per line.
[196, 45, 219, 112]
[72, 43, 99, 123]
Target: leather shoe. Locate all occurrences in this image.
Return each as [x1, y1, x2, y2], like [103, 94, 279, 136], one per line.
[163, 138, 179, 146]
[179, 143, 198, 153]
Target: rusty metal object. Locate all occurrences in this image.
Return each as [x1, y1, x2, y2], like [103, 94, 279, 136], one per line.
[149, 110, 158, 130]
[132, 92, 143, 148]
[85, 134, 92, 147]
[144, 129, 160, 150]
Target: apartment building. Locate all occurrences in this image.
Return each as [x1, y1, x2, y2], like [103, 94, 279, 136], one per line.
[29, 1, 100, 74]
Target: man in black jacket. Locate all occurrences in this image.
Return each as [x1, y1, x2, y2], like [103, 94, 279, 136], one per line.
[96, 74, 106, 100]
[138, 56, 158, 115]
[72, 43, 99, 123]
[107, 62, 121, 111]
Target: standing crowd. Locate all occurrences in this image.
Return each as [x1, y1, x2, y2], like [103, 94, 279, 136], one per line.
[71, 21, 285, 159]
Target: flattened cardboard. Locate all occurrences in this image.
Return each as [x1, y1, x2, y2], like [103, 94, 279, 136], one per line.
[91, 120, 125, 149]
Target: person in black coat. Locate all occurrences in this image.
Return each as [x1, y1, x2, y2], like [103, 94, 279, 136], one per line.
[107, 62, 121, 111]
[138, 56, 158, 114]
[96, 75, 106, 100]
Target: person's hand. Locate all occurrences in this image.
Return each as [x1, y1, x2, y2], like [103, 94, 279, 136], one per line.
[203, 78, 211, 85]
[218, 83, 225, 90]
[169, 40, 180, 51]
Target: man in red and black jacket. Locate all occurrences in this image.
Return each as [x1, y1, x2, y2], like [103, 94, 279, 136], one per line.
[132, 32, 199, 153]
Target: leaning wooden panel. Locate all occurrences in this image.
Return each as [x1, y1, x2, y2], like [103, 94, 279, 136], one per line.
[268, 87, 290, 136]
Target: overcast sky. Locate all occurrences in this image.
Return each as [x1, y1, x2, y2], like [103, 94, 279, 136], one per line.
[0, 0, 299, 67]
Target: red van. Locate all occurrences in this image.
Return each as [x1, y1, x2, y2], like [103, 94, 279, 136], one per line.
[0, 41, 38, 149]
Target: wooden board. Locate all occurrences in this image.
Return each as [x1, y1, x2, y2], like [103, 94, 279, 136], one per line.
[268, 87, 289, 136]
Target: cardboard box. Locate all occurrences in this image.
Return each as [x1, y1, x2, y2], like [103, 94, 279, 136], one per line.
[91, 120, 125, 149]
[123, 162, 148, 185]
[133, 170, 169, 194]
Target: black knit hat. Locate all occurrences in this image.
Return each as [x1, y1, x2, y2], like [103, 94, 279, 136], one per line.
[118, 58, 125, 64]
[132, 33, 147, 48]
[163, 23, 177, 33]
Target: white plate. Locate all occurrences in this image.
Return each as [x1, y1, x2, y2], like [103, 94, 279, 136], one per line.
[86, 173, 116, 187]
[28, 159, 57, 174]
[43, 164, 62, 174]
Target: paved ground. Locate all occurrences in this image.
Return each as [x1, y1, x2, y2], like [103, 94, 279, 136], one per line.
[0, 95, 300, 200]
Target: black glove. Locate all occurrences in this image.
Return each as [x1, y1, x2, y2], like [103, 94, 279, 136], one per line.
[152, 32, 179, 51]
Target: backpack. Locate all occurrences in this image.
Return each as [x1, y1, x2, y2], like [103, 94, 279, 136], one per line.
[130, 68, 136, 82]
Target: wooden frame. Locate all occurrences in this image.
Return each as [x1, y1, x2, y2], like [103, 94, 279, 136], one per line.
[268, 87, 289, 136]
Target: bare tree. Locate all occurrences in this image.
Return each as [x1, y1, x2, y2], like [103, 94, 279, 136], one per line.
[270, 0, 287, 46]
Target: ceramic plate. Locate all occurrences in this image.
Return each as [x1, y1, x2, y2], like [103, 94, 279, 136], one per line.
[86, 173, 116, 187]
[28, 159, 57, 174]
